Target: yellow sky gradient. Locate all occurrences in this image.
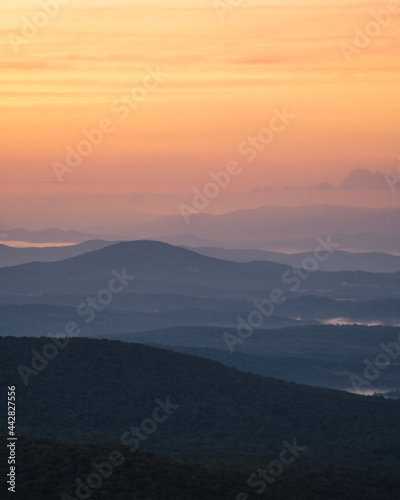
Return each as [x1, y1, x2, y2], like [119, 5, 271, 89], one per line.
[1, 0, 399, 226]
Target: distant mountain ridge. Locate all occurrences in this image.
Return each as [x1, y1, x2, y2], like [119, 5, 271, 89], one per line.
[187, 246, 400, 273]
[3, 206, 400, 254]
[119, 204, 400, 240]
[2, 237, 399, 271]
[1, 240, 399, 299]
[0, 240, 115, 268]
[0, 227, 120, 243]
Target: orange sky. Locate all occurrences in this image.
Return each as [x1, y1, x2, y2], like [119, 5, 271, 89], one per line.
[1, 0, 399, 227]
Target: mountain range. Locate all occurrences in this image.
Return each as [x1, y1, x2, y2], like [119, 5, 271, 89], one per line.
[1, 240, 399, 299]
[2, 205, 400, 254]
[2, 239, 400, 273]
[187, 246, 400, 273]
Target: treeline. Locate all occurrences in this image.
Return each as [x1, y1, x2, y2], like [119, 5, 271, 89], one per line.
[1, 436, 400, 500]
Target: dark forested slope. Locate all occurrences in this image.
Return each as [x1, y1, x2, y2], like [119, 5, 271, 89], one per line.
[1, 336, 399, 464]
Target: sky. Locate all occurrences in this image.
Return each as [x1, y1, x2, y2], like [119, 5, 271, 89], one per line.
[1, 0, 399, 229]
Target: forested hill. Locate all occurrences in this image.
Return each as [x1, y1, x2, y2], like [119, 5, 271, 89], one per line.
[1, 336, 399, 464]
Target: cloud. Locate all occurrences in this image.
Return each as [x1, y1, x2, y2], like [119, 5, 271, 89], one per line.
[301, 169, 389, 191]
[339, 168, 389, 190]
[304, 182, 335, 191]
[250, 186, 274, 193]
